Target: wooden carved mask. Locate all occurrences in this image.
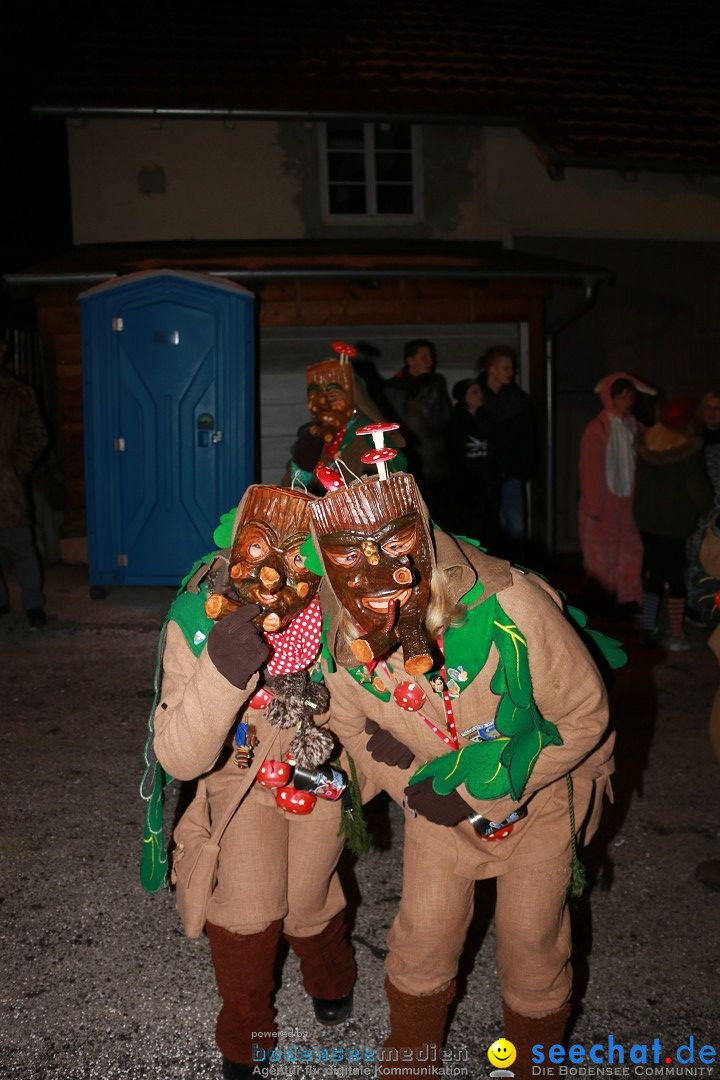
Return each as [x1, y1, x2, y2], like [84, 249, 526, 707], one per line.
[311, 474, 434, 674]
[208, 486, 320, 633]
[306, 359, 355, 441]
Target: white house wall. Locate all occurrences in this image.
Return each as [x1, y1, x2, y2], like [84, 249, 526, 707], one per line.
[481, 128, 720, 242]
[67, 119, 305, 243]
[68, 119, 720, 245]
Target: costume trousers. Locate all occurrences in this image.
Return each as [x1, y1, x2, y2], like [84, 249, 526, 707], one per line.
[640, 532, 686, 597]
[500, 478, 526, 540]
[0, 526, 44, 610]
[205, 782, 346, 936]
[579, 495, 643, 604]
[386, 824, 572, 1018]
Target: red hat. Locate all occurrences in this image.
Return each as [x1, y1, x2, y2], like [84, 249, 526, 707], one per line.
[660, 397, 696, 432]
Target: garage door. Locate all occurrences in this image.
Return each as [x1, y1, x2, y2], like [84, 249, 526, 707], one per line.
[259, 323, 526, 483]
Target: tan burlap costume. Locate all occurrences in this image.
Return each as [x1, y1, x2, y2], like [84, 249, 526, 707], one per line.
[153, 489, 355, 1071]
[318, 529, 614, 1078]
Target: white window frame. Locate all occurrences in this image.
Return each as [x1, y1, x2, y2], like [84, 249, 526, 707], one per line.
[319, 122, 424, 225]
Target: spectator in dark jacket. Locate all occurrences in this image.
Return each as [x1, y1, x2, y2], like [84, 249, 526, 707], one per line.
[634, 396, 714, 650]
[0, 343, 48, 629]
[444, 379, 501, 549]
[477, 345, 536, 542]
[383, 339, 452, 519]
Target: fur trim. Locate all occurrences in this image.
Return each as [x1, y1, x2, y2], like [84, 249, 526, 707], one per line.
[290, 725, 335, 768]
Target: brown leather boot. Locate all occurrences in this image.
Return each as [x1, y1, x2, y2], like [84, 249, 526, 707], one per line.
[285, 910, 356, 1023]
[378, 976, 456, 1078]
[502, 1001, 572, 1080]
[206, 919, 282, 1066]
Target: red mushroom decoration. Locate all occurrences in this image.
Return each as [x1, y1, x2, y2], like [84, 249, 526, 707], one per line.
[357, 421, 401, 480]
[276, 786, 317, 815]
[393, 681, 427, 712]
[360, 446, 397, 481]
[356, 421, 401, 443]
[248, 688, 273, 710]
[483, 824, 514, 841]
[257, 760, 293, 789]
[331, 341, 358, 361]
[314, 463, 344, 492]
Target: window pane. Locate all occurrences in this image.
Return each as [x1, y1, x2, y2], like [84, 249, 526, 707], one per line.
[375, 151, 413, 182]
[326, 123, 365, 151]
[375, 123, 411, 150]
[376, 184, 414, 215]
[329, 184, 367, 214]
[328, 152, 366, 182]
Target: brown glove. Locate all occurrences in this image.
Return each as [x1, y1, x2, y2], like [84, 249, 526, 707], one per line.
[364, 719, 415, 769]
[206, 603, 270, 689]
[404, 777, 471, 826]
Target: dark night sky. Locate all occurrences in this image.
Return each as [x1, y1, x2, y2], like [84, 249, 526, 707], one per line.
[3, 9, 73, 276]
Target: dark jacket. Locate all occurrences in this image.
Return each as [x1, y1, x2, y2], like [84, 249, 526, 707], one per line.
[634, 432, 714, 538]
[383, 372, 452, 484]
[0, 369, 48, 528]
[445, 403, 499, 498]
[479, 377, 536, 482]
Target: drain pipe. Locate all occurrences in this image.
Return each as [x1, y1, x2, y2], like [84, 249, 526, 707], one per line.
[544, 277, 605, 554]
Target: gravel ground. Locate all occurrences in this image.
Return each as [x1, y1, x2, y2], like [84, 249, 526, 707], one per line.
[1, 565, 719, 1080]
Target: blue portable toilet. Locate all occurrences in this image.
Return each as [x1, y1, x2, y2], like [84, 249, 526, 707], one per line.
[81, 270, 255, 586]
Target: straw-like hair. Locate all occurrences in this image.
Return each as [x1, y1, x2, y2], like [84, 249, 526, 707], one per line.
[333, 567, 467, 661]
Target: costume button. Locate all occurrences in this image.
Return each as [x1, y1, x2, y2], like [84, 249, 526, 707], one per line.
[393, 681, 426, 711]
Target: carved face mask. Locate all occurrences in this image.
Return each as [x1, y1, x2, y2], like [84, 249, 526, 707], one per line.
[311, 473, 434, 675]
[306, 360, 355, 441]
[207, 486, 320, 633]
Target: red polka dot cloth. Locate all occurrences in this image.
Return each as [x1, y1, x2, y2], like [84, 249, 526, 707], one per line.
[263, 596, 323, 675]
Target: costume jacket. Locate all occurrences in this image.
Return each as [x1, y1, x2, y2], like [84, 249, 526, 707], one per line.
[0, 369, 48, 528]
[149, 564, 345, 931]
[634, 433, 714, 539]
[320, 531, 614, 879]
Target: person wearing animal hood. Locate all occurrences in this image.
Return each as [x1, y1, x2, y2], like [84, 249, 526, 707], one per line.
[306, 466, 617, 1080]
[148, 485, 356, 1080]
[579, 372, 656, 611]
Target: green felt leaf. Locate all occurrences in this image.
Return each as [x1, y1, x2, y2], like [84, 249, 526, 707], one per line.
[140, 763, 169, 892]
[169, 587, 215, 656]
[300, 533, 325, 577]
[585, 628, 627, 670]
[441, 592, 496, 694]
[492, 605, 532, 708]
[411, 740, 512, 801]
[212, 508, 236, 549]
[567, 604, 589, 628]
[539, 716, 564, 746]
[503, 727, 544, 801]
[319, 611, 336, 673]
[490, 656, 507, 696]
[494, 693, 529, 737]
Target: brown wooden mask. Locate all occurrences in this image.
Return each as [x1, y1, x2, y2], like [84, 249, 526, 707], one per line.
[206, 486, 320, 633]
[311, 473, 434, 674]
[306, 359, 355, 441]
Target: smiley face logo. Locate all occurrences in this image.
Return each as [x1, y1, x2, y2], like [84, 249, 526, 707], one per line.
[488, 1039, 517, 1070]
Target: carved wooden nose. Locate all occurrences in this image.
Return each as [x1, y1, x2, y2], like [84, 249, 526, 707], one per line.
[259, 566, 282, 591]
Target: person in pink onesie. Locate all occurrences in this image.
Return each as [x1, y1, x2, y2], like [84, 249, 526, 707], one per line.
[579, 372, 656, 611]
